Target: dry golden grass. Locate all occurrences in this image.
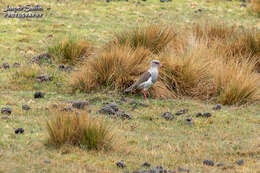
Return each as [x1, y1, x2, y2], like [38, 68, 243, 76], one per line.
[70, 23, 260, 105]
[46, 111, 114, 150]
[108, 25, 176, 54]
[252, 0, 260, 13]
[48, 35, 93, 65]
[70, 44, 152, 92]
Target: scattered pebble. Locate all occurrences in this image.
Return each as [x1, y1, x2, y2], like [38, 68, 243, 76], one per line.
[34, 91, 45, 99]
[108, 102, 119, 112]
[1, 107, 12, 115]
[61, 106, 73, 112]
[213, 104, 222, 110]
[175, 109, 188, 116]
[240, 3, 246, 7]
[178, 167, 190, 173]
[99, 105, 116, 115]
[58, 64, 73, 72]
[203, 160, 214, 166]
[236, 160, 244, 166]
[116, 160, 126, 168]
[13, 62, 21, 68]
[2, 63, 10, 69]
[142, 162, 151, 167]
[196, 112, 212, 118]
[216, 163, 224, 167]
[15, 128, 24, 134]
[185, 118, 194, 125]
[22, 105, 31, 111]
[44, 160, 51, 164]
[72, 101, 88, 109]
[36, 74, 53, 82]
[30, 53, 51, 64]
[161, 112, 174, 120]
[116, 110, 133, 120]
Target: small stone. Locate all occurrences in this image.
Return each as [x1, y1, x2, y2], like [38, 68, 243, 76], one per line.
[108, 102, 119, 112]
[175, 109, 188, 116]
[44, 160, 51, 164]
[1, 107, 12, 115]
[203, 160, 214, 166]
[36, 74, 53, 82]
[161, 112, 174, 120]
[177, 167, 190, 173]
[15, 128, 24, 134]
[116, 160, 126, 168]
[58, 64, 65, 70]
[22, 105, 31, 111]
[72, 101, 88, 109]
[13, 62, 21, 68]
[30, 53, 51, 64]
[142, 162, 151, 167]
[34, 91, 45, 98]
[240, 3, 246, 7]
[185, 118, 194, 125]
[213, 104, 222, 110]
[139, 102, 149, 107]
[2, 63, 10, 69]
[216, 163, 224, 167]
[236, 160, 244, 165]
[116, 110, 133, 120]
[61, 106, 73, 112]
[196, 112, 212, 118]
[99, 105, 116, 115]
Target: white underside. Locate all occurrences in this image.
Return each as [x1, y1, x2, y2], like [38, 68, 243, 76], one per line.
[137, 77, 153, 91]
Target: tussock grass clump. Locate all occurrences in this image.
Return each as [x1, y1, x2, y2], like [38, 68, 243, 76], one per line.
[70, 45, 152, 92]
[46, 111, 113, 150]
[108, 25, 176, 54]
[252, 0, 260, 13]
[212, 59, 260, 105]
[48, 35, 93, 65]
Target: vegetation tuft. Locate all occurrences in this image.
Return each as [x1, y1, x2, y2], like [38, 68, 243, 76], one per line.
[46, 111, 113, 150]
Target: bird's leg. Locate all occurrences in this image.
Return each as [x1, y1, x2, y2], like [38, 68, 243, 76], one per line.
[142, 90, 147, 100]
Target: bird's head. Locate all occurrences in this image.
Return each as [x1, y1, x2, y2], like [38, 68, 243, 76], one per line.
[150, 60, 162, 68]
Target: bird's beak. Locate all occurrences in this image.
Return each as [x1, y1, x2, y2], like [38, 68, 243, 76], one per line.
[160, 64, 163, 68]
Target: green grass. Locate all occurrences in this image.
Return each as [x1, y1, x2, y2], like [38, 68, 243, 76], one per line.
[0, 0, 260, 172]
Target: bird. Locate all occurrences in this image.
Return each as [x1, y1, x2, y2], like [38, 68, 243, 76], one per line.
[124, 60, 162, 100]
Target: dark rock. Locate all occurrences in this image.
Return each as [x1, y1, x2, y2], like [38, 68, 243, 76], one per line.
[240, 3, 247, 7]
[15, 128, 24, 134]
[72, 101, 88, 109]
[213, 104, 222, 110]
[61, 106, 73, 112]
[196, 112, 212, 118]
[58, 64, 65, 70]
[1, 107, 12, 115]
[236, 160, 244, 165]
[195, 8, 202, 13]
[22, 105, 31, 111]
[1, 116, 9, 120]
[139, 102, 149, 107]
[99, 105, 116, 115]
[58, 64, 73, 72]
[185, 118, 194, 125]
[142, 162, 151, 167]
[34, 91, 45, 99]
[13, 62, 21, 68]
[30, 53, 51, 64]
[2, 63, 10, 69]
[131, 104, 137, 111]
[108, 102, 119, 112]
[175, 109, 188, 116]
[44, 160, 51, 164]
[116, 110, 133, 120]
[203, 160, 214, 166]
[36, 74, 53, 82]
[106, 0, 111, 2]
[161, 112, 174, 120]
[116, 160, 126, 168]
[177, 167, 190, 173]
[216, 163, 224, 167]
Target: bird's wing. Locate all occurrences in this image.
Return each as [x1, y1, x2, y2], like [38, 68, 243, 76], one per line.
[124, 71, 151, 92]
[133, 71, 151, 88]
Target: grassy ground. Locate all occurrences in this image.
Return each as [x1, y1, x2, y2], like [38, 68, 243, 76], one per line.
[0, 0, 260, 172]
